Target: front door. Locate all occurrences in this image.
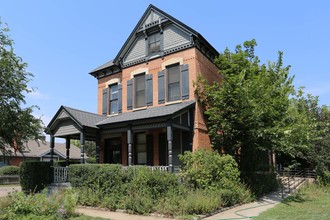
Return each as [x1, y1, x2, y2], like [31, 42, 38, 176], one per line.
[104, 138, 122, 164]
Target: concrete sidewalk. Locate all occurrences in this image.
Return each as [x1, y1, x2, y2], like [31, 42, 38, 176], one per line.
[76, 190, 286, 220]
[0, 184, 287, 220]
[76, 207, 177, 220]
[0, 185, 21, 197]
[203, 190, 284, 220]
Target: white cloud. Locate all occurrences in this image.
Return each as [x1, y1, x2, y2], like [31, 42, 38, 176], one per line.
[27, 89, 49, 100]
[304, 81, 330, 97]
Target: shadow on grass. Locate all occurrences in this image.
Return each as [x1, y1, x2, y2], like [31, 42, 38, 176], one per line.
[282, 192, 308, 205]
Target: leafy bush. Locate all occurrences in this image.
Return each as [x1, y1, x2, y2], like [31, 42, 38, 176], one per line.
[179, 149, 241, 190]
[0, 189, 78, 220]
[69, 164, 179, 213]
[19, 161, 51, 193]
[318, 169, 330, 185]
[0, 165, 20, 175]
[242, 171, 279, 197]
[69, 154, 253, 217]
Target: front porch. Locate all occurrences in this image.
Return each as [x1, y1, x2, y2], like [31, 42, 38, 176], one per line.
[46, 101, 196, 183]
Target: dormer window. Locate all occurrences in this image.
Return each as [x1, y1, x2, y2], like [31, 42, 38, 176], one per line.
[148, 33, 161, 55]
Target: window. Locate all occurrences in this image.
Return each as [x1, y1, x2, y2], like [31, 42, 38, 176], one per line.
[136, 133, 147, 165]
[134, 73, 146, 108]
[109, 84, 118, 114]
[166, 64, 181, 102]
[105, 138, 122, 164]
[148, 33, 161, 55]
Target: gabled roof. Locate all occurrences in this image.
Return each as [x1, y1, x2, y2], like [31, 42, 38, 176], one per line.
[89, 4, 219, 77]
[46, 106, 107, 133]
[97, 100, 195, 126]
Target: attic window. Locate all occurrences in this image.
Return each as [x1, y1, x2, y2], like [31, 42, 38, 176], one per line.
[148, 33, 161, 55]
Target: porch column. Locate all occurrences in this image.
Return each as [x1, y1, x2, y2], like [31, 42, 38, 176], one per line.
[167, 120, 173, 173]
[65, 137, 70, 166]
[127, 125, 132, 166]
[80, 132, 85, 164]
[50, 134, 55, 167]
[95, 133, 101, 164]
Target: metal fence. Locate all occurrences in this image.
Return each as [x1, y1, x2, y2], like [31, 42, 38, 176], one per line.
[53, 167, 69, 183]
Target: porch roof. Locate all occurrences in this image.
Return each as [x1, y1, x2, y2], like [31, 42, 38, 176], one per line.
[46, 106, 108, 132]
[97, 100, 196, 126]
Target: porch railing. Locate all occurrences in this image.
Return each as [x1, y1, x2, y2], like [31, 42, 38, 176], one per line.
[53, 167, 68, 183]
[150, 166, 169, 172]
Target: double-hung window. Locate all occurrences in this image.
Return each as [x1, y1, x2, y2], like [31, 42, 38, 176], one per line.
[109, 84, 119, 114]
[158, 63, 189, 104]
[166, 64, 181, 102]
[134, 73, 146, 108]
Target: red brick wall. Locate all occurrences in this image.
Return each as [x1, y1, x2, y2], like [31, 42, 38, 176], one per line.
[8, 157, 23, 166]
[96, 47, 220, 151]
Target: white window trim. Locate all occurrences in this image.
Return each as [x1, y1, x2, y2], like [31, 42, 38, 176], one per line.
[105, 78, 120, 88]
[130, 68, 149, 79]
[161, 57, 183, 70]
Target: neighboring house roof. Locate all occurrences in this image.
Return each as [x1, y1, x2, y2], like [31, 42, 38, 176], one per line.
[0, 140, 82, 160]
[97, 100, 195, 126]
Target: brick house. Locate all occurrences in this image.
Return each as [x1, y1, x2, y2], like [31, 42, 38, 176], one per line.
[46, 4, 220, 172]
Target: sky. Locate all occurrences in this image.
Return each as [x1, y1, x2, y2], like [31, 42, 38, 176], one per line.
[1, 0, 330, 138]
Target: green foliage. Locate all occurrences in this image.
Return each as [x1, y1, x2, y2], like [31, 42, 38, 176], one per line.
[0, 189, 78, 219]
[19, 161, 51, 193]
[195, 40, 294, 175]
[69, 159, 253, 216]
[0, 165, 19, 175]
[318, 170, 330, 185]
[243, 172, 279, 197]
[70, 140, 96, 158]
[179, 149, 240, 190]
[195, 39, 330, 192]
[0, 20, 44, 153]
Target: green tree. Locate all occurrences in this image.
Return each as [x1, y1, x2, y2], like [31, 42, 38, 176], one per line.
[286, 88, 330, 172]
[195, 40, 295, 174]
[70, 140, 96, 158]
[0, 20, 44, 153]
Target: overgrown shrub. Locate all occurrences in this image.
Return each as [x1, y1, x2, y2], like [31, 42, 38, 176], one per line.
[318, 169, 330, 185]
[0, 189, 78, 219]
[179, 149, 241, 190]
[0, 165, 19, 175]
[19, 161, 51, 193]
[69, 164, 179, 213]
[242, 171, 279, 197]
[69, 153, 253, 217]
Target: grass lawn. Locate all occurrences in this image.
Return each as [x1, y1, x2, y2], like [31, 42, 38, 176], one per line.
[256, 184, 330, 220]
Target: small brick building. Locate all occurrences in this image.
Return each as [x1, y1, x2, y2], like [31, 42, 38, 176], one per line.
[46, 4, 220, 171]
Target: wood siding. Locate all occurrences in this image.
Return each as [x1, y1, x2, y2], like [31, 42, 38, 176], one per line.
[163, 25, 190, 50]
[53, 120, 80, 137]
[124, 36, 146, 64]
